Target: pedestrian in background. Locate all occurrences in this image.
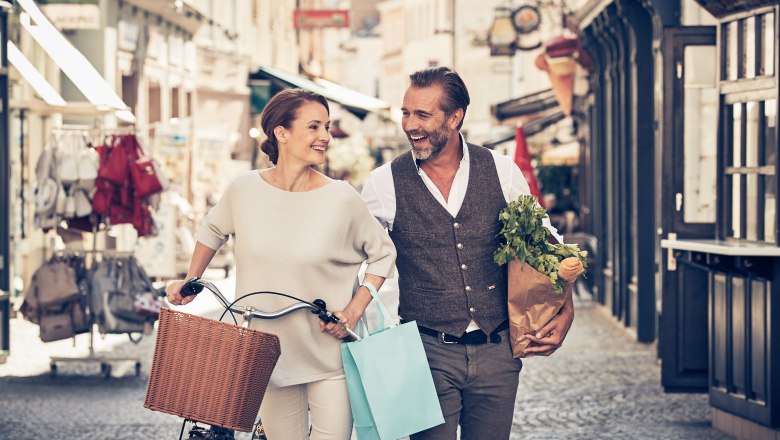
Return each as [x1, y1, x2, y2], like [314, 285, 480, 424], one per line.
[166, 88, 396, 439]
[361, 66, 574, 439]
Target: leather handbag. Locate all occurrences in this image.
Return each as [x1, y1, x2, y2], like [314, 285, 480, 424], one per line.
[108, 290, 146, 322]
[126, 135, 164, 197]
[97, 136, 130, 185]
[91, 178, 113, 215]
[39, 313, 75, 342]
[132, 199, 157, 237]
[31, 261, 81, 307]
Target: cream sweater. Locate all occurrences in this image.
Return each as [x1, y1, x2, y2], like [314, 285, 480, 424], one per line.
[196, 170, 396, 387]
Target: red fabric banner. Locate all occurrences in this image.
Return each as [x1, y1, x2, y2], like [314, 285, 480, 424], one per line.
[513, 126, 544, 206]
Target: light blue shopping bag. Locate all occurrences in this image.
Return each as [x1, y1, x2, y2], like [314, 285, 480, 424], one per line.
[341, 287, 444, 440]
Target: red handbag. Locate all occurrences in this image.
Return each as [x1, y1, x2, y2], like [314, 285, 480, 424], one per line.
[124, 136, 164, 197]
[97, 136, 130, 185]
[109, 203, 134, 226]
[91, 178, 114, 215]
[132, 198, 157, 237]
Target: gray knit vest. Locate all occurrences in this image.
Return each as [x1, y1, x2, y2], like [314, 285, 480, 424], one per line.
[390, 143, 508, 336]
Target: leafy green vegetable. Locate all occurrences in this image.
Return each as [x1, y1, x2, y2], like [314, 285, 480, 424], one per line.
[494, 195, 588, 295]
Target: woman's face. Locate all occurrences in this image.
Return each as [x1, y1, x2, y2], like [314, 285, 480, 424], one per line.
[278, 101, 331, 166]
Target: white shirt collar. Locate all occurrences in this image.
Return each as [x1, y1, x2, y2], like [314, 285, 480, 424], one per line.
[411, 132, 469, 172]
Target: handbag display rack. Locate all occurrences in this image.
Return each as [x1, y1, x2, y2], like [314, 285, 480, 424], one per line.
[32, 125, 166, 239]
[23, 124, 167, 378]
[42, 249, 152, 379]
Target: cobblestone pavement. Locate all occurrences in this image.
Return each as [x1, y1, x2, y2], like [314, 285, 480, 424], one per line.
[1, 272, 732, 440]
[511, 298, 733, 440]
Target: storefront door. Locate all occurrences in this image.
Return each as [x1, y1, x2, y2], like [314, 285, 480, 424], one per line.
[659, 26, 717, 391]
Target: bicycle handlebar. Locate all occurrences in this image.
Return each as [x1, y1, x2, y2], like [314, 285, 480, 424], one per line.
[181, 277, 362, 341]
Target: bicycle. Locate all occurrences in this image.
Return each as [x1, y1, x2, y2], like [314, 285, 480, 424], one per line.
[145, 276, 360, 440]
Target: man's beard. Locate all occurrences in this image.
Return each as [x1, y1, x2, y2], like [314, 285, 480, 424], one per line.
[407, 121, 450, 161]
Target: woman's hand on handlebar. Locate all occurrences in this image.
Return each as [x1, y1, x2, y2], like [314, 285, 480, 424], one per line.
[166, 279, 197, 306]
[320, 309, 358, 340]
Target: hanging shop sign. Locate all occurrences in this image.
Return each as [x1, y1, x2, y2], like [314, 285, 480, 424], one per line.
[293, 9, 350, 29]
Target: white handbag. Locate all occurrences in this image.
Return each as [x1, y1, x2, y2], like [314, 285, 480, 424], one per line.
[74, 188, 93, 218]
[57, 151, 80, 184]
[77, 148, 99, 189]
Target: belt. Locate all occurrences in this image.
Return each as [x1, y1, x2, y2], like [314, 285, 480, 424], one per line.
[412, 320, 509, 345]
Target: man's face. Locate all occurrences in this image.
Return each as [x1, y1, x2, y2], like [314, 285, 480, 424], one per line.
[401, 85, 454, 161]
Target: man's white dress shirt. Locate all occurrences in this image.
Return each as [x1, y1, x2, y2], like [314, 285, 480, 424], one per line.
[362, 134, 563, 332]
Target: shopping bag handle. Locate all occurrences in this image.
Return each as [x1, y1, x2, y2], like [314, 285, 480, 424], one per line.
[360, 281, 397, 332]
[354, 317, 369, 339]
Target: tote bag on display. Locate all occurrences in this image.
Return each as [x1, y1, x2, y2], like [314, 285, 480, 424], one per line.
[341, 286, 444, 440]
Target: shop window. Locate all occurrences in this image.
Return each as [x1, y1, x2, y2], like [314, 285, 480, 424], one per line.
[683, 45, 718, 223]
[725, 21, 738, 80]
[724, 14, 774, 81]
[744, 17, 756, 78]
[726, 100, 777, 243]
[764, 99, 777, 241]
[121, 73, 137, 111]
[149, 84, 161, 124]
[760, 13, 775, 76]
[171, 87, 180, 118]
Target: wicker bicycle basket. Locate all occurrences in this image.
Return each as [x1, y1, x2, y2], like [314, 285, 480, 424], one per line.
[144, 307, 281, 432]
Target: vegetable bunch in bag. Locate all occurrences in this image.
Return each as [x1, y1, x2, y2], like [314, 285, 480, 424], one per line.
[494, 195, 587, 358]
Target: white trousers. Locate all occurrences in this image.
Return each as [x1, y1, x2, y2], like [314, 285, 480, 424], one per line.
[258, 374, 352, 440]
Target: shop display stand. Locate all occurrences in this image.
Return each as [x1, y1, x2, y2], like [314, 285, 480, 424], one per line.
[47, 214, 144, 379]
[49, 324, 142, 379]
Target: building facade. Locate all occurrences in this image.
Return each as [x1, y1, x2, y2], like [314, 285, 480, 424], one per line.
[576, 0, 779, 435]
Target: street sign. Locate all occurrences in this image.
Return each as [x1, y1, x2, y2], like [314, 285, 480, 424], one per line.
[293, 9, 349, 29]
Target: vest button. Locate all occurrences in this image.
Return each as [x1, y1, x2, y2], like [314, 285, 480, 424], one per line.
[469, 306, 476, 313]
[461, 264, 468, 270]
[457, 243, 463, 249]
[465, 286, 472, 292]
[453, 222, 460, 229]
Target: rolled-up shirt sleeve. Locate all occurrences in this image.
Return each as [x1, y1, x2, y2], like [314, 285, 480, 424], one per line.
[195, 187, 235, 251]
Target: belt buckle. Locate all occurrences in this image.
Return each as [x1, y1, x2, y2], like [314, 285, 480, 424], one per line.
[439, 332, 458, 344]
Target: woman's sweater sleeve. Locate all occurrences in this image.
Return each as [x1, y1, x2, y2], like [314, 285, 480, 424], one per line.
[348, 186, 396, 278]
[195, 184, 235, 251]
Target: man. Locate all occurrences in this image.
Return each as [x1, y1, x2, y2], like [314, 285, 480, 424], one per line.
[361, 66, 575, 439]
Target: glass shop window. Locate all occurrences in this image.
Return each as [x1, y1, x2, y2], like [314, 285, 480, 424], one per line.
[726, 100, 778, 243]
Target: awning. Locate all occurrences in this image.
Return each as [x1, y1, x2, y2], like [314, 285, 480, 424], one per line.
[252, 65, 390, 119]
[8, 41, 115, 116]
[17, 0, 135, 123]
[491, 88, 559, 122]
[7, 41, 65, 107]
[691, 0, 776, 19]
[484, 109, 566, 148]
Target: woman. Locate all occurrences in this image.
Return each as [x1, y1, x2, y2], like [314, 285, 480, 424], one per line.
[166, 88, 396, 439]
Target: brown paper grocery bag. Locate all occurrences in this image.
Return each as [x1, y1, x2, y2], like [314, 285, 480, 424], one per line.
[507, 260, 567, 358]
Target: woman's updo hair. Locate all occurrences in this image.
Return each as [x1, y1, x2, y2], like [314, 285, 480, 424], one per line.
[259, 88, 330, 165]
